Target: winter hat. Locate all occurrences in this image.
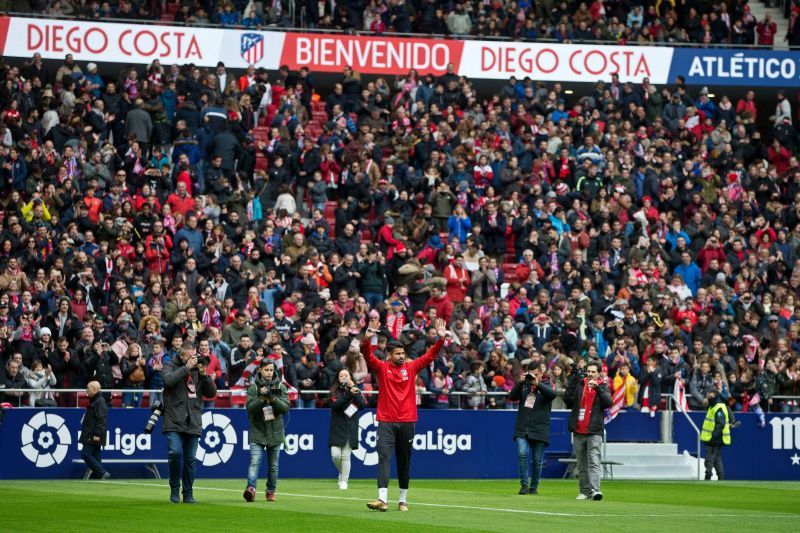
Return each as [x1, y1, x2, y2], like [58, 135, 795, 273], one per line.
[40, 327, 52, 336]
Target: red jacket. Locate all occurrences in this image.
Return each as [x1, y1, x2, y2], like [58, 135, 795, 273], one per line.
[696, 246, 726, 273]
[145, 237, 171, 274]
[362, 336, 444, 422]
[424, 294, 453, 323]
[444, 263, 470, 303]
[166, 192, 195, 218]
[377, 225, 401, 259]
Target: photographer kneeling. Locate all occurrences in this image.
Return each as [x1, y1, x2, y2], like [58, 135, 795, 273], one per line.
[564, 361, 612, 501]
[329, 368, 367, 490]
[163, 343, 217, 504]
[244, 359, 289, 502]
[509, 364, 555, 495]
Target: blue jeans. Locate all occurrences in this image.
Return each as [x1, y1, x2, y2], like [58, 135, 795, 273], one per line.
[123, 386, 142, 407]
[81, 443, 107, 478]
[363, 292, 384, 309]
[166, 432, 199, 496]
[299, 398, 316, 409]
[247, 444, 281, 492]
[516, 437, 547, 489]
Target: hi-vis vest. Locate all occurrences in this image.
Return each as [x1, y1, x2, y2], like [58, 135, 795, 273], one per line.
[700, 403, 731, 445]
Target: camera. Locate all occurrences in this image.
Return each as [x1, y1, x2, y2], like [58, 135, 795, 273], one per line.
[197, 355, 211, 367]
[144, 401, 163, 434]
[570, 363, 587, 379]
[255, 376, 280, 399]
[524, 373, 534, 383]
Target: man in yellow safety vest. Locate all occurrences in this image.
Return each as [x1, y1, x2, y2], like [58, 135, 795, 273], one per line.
[699, 390, 731, 480]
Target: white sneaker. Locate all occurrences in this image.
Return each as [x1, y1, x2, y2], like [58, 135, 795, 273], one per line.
[576, 493, 589, 500]
[339, 481, 348, 490]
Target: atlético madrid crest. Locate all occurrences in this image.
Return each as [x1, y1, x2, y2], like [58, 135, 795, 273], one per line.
[241, 33, 264, 65]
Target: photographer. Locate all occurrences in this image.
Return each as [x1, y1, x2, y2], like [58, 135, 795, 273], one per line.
[243, 359, 289, 503]
[162, 343, 217, 504]
[564, 361, 612, 501]
[509, 364, 556, 495]
[328, 368, 367, 490]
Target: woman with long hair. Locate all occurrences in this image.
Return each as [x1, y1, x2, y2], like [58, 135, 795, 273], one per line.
[328, 368, 367, 490]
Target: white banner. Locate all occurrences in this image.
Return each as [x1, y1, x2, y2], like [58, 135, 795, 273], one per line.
[459, 41, 674, 84]
[3, 17, 284, 70]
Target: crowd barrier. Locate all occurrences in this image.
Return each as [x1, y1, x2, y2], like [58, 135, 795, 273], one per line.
[0, 16, 798, 86]
[1, 407, 797, 480]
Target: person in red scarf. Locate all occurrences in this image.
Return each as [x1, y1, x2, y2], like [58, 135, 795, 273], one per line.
[444, 254, 470, 303]
[564, 361, 612, 501]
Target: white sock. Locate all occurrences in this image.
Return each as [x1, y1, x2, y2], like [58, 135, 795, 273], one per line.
[378, 487, 388, 502]
[399, 489, 408, 503]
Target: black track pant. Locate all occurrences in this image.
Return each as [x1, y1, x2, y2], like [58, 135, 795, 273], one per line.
[377, 422, 415, 489]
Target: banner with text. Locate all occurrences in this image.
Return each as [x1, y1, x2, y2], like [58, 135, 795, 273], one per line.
[1, 16, 800, 86]
[1, 408, 798, 480]
[0, 16, 285, 70]
[669, 48, 800, 87]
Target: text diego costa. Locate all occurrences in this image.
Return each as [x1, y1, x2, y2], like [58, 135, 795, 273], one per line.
[27, 24, 203, 60]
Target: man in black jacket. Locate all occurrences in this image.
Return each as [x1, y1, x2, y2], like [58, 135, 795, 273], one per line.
[509, 364, 556, 495]
[80, 381, 110, 479]
[162, 343, 217, 504]
[564, 361, 612, 501]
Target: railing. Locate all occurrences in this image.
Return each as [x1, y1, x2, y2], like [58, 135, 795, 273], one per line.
[3, 11, 789, 51]
[664, 393, 702, 480]
[0, 387, 514, 409]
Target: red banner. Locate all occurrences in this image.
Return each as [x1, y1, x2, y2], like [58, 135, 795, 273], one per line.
[280, 33, 464, 76]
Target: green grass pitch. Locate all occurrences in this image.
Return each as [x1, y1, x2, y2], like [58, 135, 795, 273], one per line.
[2, 478, 798, 532]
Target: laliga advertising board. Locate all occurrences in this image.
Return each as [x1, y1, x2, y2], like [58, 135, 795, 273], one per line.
[1, 408, 799, 480]
[0, 408, 523, 480]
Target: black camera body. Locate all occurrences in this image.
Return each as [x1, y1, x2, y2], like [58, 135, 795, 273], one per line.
[197, 355, 211, 367]
[255, 377, 280, 399]
[570, 363, 587, 380]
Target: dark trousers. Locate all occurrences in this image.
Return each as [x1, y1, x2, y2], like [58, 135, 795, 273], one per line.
[81, 443, 107, 478]
[377, 422, 415, 490]
[704, 443, 724, 480]
[166, 432, 199, 496]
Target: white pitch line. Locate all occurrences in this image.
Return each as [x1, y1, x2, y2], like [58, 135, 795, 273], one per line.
[99, 481, 800, 519]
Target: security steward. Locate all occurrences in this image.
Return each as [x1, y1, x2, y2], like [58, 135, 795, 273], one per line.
[700, 390, 730, 480]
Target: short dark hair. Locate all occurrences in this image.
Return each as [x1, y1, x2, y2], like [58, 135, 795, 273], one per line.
[386, 340, 404, 352]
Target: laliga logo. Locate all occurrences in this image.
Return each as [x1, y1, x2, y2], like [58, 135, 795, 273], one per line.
[353, 412, 379, 466]
[21, 412, 72, 468]
[196, 412, 237, 467]
[352, 412, 473, 466]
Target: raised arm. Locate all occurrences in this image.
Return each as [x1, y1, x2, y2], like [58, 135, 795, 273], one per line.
[409, 318, 448, 375]
[362, 316, 384, 373]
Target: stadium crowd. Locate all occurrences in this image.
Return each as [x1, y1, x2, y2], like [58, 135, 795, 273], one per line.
[0, 47, 798, 418]
[24, 0, 800, 48]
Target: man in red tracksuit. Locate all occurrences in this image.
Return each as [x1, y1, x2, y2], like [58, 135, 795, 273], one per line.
[363, 316, 448, 512]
